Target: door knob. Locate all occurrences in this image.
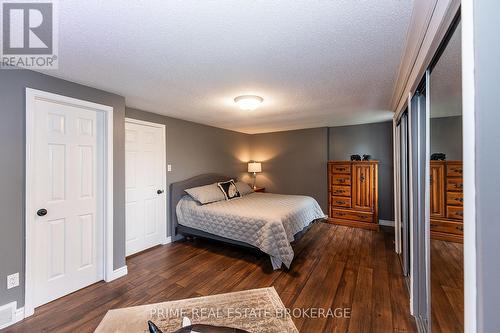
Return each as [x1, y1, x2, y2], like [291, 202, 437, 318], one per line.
[157, 190, 164, 195]
[37, 208, 47, 217]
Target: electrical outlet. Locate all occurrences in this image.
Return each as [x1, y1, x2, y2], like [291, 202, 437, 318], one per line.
[7, 273, 19, 289]
[167, 164, 172, 172]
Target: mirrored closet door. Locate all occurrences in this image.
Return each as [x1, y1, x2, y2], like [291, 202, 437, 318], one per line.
[428, 19, 463, 333]
[396, 111, 410, 278]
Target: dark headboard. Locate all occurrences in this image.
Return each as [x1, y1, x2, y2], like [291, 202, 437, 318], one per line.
[169, 173, 234, 237]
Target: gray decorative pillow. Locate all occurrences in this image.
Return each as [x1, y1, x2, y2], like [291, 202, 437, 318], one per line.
[235, 181, 253, 196]
[217, 179, 241, 200]
[185, 183, 225, 204]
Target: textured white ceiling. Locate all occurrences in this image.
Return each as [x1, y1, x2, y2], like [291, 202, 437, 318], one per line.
[430, 22, 462, 119]
[41, 0, 413, 134]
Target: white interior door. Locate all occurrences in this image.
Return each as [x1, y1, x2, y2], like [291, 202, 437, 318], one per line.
[32, 98, 103, 308]
[125, 120, 166, 256]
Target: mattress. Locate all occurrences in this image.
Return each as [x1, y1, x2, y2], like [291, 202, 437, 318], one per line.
[176, 192, 326, 269]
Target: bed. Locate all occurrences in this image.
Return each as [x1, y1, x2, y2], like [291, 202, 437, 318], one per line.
[170, 174, 326, 270]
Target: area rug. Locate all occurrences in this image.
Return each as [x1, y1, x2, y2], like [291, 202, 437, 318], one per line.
[95, 287, 298, 333]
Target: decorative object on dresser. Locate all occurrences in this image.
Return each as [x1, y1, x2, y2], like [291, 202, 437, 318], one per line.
[430, 160, 463, 243]
[253, 187, 266, 193]
[430, 152, 446, 161]
[328, 161, 379, 230]
[350, 154, 361, 161]
[248, 161, 262, 189]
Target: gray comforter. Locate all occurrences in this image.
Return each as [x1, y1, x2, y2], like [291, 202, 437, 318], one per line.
[176, 192, 326, 269]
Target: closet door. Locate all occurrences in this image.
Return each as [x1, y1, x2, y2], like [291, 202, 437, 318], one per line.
[409, 84, 429, 324]
[399, 111, 411, 277]
[125, 120, 167, 256]
[352, 163, 375, 212]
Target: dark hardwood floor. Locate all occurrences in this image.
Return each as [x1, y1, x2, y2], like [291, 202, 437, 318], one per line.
[4, 222, 416, 333]
[431, 239, 464, 333]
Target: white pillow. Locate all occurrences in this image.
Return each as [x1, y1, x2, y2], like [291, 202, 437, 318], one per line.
[235, 181, 254, 196]
[185, 183, 225, 204]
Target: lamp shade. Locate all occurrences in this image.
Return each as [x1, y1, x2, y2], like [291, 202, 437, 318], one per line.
[248, 162, 262, 173]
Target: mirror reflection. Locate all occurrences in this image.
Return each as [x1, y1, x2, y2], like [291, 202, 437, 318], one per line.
[429, 21, 463, 332]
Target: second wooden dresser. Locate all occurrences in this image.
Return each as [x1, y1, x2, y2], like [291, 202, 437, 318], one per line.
[430, 160, 463, 242]
[328, 161, 379, 230]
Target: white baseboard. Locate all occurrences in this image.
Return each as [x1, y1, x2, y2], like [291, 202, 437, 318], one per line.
[161, 236, 172, 245]
[0, 302, 24, 329]
[106, 265, 128, 282]
[379, 219, 395, 227]
[324, 215, 394, 227]
[13, 307, 24, 325]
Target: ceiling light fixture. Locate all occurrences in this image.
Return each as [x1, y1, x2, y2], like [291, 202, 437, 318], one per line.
[234, 95, 264, 111]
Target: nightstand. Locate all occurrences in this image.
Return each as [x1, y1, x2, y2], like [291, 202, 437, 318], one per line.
[253, 187, 266, 193]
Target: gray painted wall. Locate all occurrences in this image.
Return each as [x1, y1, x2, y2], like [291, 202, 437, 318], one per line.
[247, 123, 394, 220]
[125, 108, 251, 236]
[430, 116, 462, 160]
[328, 121, 394, 221]
[474, 1, 500, 331]
[249, 128, 329, 212]
[0, 70, 126, 307]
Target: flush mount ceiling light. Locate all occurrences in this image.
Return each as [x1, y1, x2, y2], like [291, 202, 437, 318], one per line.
[234, 95, 264, 111]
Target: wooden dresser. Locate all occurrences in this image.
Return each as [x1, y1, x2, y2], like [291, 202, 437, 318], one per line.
[328, 161, 379, 230]
[430, 160, 463, 243]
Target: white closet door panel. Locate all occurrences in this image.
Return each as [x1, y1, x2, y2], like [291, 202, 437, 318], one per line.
[33, 98, 102, 308]
[47, 218, 67, 280]
[125, 121, 166, 256]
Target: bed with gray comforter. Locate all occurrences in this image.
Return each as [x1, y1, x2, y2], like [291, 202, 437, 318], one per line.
[176, 192, 326, 270]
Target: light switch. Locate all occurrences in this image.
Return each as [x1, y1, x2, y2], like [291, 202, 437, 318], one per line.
[167, 164, 172, 172]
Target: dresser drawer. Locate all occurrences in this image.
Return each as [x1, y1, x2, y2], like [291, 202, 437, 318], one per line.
[331, 196, 351, 208]
[331, 174, 351, 185]
[447, 206, 464, 220]
[447, 177, 463, 192]
[447, 163, 463, 177]
[331, 185, 351, 197]
[430, 219, 463, 234]
[331, 208, 373, 223]
[447, 192, 463, 206]
[330, 164, 351, 174]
